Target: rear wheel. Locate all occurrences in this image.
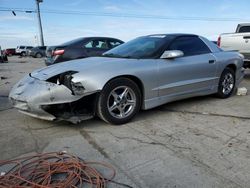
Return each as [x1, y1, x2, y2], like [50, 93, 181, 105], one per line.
[216, 67, 235, 98]
[35, 53, 42, 58]
[97, 78, 141, 125]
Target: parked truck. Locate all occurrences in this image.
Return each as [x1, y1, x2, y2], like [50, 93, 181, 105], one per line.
[218, 23, 250, 68]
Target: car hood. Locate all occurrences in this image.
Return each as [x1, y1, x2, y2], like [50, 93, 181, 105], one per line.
[31, 57, 138, 80]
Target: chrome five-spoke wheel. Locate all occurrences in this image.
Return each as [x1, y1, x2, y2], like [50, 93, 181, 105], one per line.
[107, 86, 136, 119]
[222, 72, 234, 95]
[97, 78, 141, 125]
[217, 67, 235, 98]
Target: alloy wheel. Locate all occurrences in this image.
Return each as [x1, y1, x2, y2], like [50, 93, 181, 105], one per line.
[222, 72, 234, 95]
[107, 86, 136, 119]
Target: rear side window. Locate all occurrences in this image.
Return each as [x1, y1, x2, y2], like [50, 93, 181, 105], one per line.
[84, 39, 109, 49]
[39, 46, 46, 50]
[238, 26, 250, 33]
[168, 36, 211, 56]
[108, 40, 123, 48]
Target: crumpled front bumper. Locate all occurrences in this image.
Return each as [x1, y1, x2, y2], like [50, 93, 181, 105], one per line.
[9, 74, 85, 121]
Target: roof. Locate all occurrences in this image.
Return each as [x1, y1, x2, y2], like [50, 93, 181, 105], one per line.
[147, 33, 198, 38]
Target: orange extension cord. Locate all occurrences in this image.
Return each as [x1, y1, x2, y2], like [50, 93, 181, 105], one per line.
[0, 151, 133, 188]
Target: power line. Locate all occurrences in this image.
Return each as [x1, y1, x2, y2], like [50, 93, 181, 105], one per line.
[0, 7, 249, 22]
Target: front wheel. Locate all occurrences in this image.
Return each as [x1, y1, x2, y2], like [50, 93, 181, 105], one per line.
[97, 78, 141, 125]
[216, 67, 235, 98]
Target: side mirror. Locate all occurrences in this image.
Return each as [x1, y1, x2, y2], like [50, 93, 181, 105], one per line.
[160, 50, 184, 59]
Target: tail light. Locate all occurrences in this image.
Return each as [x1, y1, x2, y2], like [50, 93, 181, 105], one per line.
[53, 49, 64, 56]
[217, 36, 221, 47]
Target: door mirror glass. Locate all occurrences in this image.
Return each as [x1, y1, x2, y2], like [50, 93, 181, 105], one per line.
[160, 50, 184, 59]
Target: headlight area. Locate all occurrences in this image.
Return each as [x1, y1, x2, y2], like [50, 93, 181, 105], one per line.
[41, 92, 99, 124]
[46, 71, 85, 95]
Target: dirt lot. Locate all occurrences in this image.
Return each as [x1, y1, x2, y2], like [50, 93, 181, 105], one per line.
[1, 56, 250, 188]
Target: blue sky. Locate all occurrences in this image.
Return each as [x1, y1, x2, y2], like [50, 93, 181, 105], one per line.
[0, 0, 250, 48]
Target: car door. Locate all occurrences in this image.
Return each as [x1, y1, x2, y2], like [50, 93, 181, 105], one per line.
[157, 36, 217, 98]
[83, 39, 109, 57]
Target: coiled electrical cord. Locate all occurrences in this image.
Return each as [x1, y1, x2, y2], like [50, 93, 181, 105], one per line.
[0, 151, 133, 188]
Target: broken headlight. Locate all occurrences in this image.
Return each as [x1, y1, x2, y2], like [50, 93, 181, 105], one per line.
[47, 71, 85, 95]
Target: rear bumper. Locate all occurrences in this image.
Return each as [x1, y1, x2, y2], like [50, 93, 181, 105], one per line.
[45, 57, 55, 66]
[45, 56, 61, 66]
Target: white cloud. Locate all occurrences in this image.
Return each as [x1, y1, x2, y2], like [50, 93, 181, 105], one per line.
[43, 26, 100, 46]
[103, 5, 121, 12]
[218, 4, 232, 12]
[65, 0, 84, 7]
[0, 33, 37, 48]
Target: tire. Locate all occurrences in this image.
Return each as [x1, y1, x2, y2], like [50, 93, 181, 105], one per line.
[35, 53, 42, 58]
[97, 78, 141, 125]
[21, 52, 26, 56]
[216, 67, 235, 98]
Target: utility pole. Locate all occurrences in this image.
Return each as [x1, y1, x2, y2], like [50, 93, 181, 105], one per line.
[35, 0, 44, 46]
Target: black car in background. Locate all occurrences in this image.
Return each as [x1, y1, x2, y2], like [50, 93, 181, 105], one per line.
[29, 46, 47, 58]
[45, 37, 124, 66]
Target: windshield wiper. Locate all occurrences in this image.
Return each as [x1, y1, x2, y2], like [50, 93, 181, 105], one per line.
[121, 55, 133, 58]
[102, 53, 119, 57]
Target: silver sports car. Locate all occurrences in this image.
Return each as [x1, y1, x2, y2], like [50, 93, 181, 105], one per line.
[9, 34, 244, 124]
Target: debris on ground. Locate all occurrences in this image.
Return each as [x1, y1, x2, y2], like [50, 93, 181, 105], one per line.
[237, 87, 248, 96]
[228, 143, 233, 147]
[0, 151, 132, 188]
[0, 81, 10, 86]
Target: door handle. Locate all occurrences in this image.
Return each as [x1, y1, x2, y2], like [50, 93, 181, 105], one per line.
[243, 36, 250, 39]
[209, 60, 215, 64]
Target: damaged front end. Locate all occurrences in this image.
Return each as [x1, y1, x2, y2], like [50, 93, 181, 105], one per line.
[9, 71, 99, 124]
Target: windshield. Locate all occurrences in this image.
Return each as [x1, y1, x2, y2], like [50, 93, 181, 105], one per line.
[103, 36, 166, 59]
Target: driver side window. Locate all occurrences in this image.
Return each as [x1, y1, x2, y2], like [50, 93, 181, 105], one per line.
[168, 36, 211, 56]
